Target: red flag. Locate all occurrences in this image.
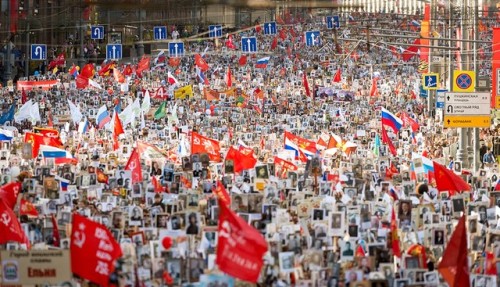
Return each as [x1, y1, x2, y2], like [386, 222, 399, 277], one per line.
[485, 251, 498, 275]
[438, 215, 470, 287]
[213, 181, 231, 206]
[20, 199, 39, 217]
[255, 24, 262, 33]
[125, 148, 143, 184]
[333, 69, 341, 83]
[151, 176, 163, 193]
[303, 72, 311, 97]
[370, 78, 378, 97]
[402, 39, 420, 62]
[80, 63, 95, 79]
[492, 28, 500, 108]
[194, 54, 209, 72]
[112, 112, 124, 151]
[24, 132, 64, 158]
[98, 61, 114, 77]
[0, 198, 30, 247]
[356, 245, 366, 257]
[225, 35, 236, 49]
[239, 55, 247, 66]
[51, 214, 60, 247]
[391, 207, 401, 257]
[225, 146, 257, 173]
[381, 126, 397, 156]
[274, 156, 298, 177]
[168, 57, 181, 67]
[21, 89, 27, 104]
[400, 112, 420, 132]
[271, 37, 278, 50]
[123, 65, 133, 76]
[48, 53, 65, 70]
[75, 75, 89, 89]
[216, 199, 268, 282]
[0, 182, 21, 210]
[191, 132, 221, 162]
[113, 67, 125, 83]
[136, 56, 151, 76]
[279, 29, 286, 41]
[225, 67, 232, 88]
[34, 127, 60, 139]
[433, 161, 470, 195]
[71, 213, 122, 287]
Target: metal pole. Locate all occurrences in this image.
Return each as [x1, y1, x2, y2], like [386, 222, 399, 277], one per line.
[473, 0, 480, 172]
[78, 0, 86, 68]
[457, 0, 469, 168]
[25, 0, 30, 77]
[137, 10, 145, 58]
[3, 0, 12, 85]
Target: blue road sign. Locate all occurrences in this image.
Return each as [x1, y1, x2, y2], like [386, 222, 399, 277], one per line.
[241, 37, 257, 53]
[169, 42, 184, 57]
[91, 25, 105, 40]
[333, 15, 340, 28]
[423, 74, 438, 89]
[208, 25, 223, 38]
[419, 86, 428, 98]
[30, 44, 47, 60]
[305, 31, 321, 47]
[436, 89, 447, 109]
[106, 44, 122, 60]
[153, 26, 167, 40]
[264, 22, 277, 35]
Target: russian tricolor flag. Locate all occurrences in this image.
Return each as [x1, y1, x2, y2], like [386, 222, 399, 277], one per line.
[78, 118, 90, 134]
[0, 128, 13, 141]
[381, 108, 403, 133]
[39, 145, 73, 159]
[255, 57, 270, 69]
[196, 67, 209, 85]
[57, 177, 70, 191]
[96, 105, 111, 129]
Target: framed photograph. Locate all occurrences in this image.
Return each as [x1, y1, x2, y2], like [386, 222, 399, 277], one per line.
[398, 200, 412, 228]
[340, 240, 355, 261]
[278, 251, 295, 273]
[451, 196, 465, 214]
[432, 228, 445, 246]
[329, 212, 344, 236]
[129, 206, 143, 226]
[312, 208, 325, 221]
[423, 271, 438, 284]
[404, 256, 420, 269]
[156, 213, 169, 228]
[394, 278, 409, 287]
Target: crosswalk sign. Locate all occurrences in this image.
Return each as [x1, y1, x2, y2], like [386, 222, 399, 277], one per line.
[422, 73, 439, 90]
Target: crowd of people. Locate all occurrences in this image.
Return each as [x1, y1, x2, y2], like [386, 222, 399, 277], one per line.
[0, 8, 499, 287]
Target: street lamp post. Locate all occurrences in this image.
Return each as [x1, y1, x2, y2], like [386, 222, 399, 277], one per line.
[3, 0, 12, 85]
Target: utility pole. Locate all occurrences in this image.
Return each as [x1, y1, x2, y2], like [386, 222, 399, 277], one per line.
[472, 0, 480, 172]
[137, 10, 145, 58]
[25, 0, 30, 77]
[78, 0, 86, 68]
[455, 0, 468, 168]
[3, 0, 12, 85]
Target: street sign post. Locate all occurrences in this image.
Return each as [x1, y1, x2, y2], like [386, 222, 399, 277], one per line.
[436, 89, 447, 109]
[263, 22, 277, 35]
[168, 42, 184, 57]
[106, 44, 122, 60]
[30, 44, 47, 60]
[91, 26, 105, 40]
[208, 25, 223, 38]
[153, 26, 167, 40]
[443, 92, 491, 128]
[241, 37, 257, 53]
[305, 31, 321, 46]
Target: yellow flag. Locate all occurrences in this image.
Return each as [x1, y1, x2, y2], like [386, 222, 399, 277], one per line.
[174, 85, 193, 99]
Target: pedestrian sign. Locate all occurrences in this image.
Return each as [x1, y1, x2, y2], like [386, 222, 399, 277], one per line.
[453, 70, 475, 92]
[422, 73, 439, 90]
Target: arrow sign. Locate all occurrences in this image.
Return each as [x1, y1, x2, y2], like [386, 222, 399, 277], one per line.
[154, 26, 167, 40]
[241, 37, 257, 53]
[168, 42, 184, 56]
[305, 31, 320, 46]
[106, 44, 122, 60]
[264, 22, 277, 35]
[333, 15, 340, 28]
[209, 25, 222, 38]
[30, 44, 47, 60]
[91, 26, 104, 40]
